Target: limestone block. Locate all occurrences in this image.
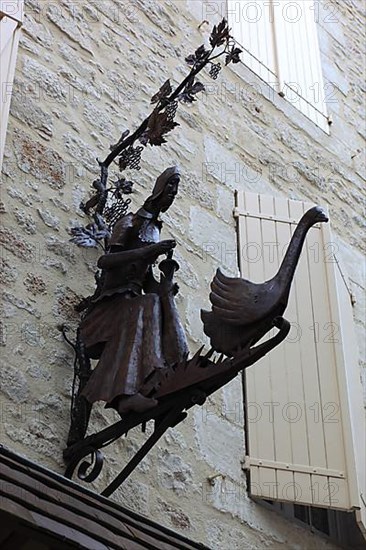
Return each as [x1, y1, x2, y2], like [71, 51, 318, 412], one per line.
[193, 408, 245, 483]
[0, 364, 29, 403]
[2, 291, 41, 319]
[23, 273, 47, 296]
[22, 13, 54, 48]
[45, 235, 76, 263]
[46, 3, 94, 55]
[13, 129, 66, 189]
[10, 89, 53, 141]
[14, 208, 37, 235]
[156, 498, 191, 531]
[63, 132, 99, 172]
[221, 376, 245, 427]
[0, 259, 18, 286]
[113, 478, 150, 515]
[37, 208, 60, 231]
[22, 56, 68, 103]
[157, 449, 193, 493]
[189, 205, 238, 275]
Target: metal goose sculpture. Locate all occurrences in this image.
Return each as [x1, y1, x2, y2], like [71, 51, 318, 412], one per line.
[201, 206, 329, 357]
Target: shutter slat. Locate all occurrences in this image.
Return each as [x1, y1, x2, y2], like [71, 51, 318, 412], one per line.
[242, 193, 275, 499]
[292, 206, 328, 473]
[255, 193, 277, 499]
[271, 197, 297, 502]
[287, 200, 331, 508]
[240, 192, 279, 500]
[283, 200, 309, 470]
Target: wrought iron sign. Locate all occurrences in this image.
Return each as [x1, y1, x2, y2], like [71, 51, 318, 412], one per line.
[62, 19, 328, 496]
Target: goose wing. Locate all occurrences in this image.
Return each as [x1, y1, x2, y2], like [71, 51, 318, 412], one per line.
[209, 268, 278, 325]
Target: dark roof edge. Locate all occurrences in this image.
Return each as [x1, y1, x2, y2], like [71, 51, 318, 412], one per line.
[0, 445, 210, 550]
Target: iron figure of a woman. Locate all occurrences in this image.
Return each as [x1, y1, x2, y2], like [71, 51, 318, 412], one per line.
[80, 167, 188, 414]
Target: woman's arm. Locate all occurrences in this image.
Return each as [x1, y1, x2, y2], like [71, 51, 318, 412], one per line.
[98, 240, 176, 269]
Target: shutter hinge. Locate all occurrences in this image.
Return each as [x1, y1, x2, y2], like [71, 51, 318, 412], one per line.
[233, 207, 240, 219]
[242, 456, 251, 471]
[246, 457, 345, 479]
[233, 210, 307, 226]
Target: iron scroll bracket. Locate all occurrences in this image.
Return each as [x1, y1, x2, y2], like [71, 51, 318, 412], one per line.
[63, 317, 290, 496]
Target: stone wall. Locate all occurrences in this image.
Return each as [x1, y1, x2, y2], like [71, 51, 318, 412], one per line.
[1, 1, 364, 548]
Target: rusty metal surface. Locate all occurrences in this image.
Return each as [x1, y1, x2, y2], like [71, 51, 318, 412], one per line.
[79, 167, 188, 414]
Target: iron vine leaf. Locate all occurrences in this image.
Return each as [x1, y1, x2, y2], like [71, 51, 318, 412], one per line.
[70, 223, 110, 248]
[185, 54, 196, 66]
[210, 18, 230, 48]
[195, 44, 209, 60]
[225, 46, 242, 65]
[114, 177, 134, 196]
[178, 80, 205, 103]
[151, 79, 172, 104]
[185, 45, 210, 66]
[140, 110, 179, 146]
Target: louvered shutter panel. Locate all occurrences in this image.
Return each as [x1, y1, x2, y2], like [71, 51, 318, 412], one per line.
[227, 1, 329, 132]
[227, 0, 277, 84]
[235, 191, 365, 531]
[272, 0, 329, 132]
[0, 0, 23, 170]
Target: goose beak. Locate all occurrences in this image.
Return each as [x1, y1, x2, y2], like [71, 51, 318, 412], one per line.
[317, 208, 329, 223]
[321, 212, 329, 223]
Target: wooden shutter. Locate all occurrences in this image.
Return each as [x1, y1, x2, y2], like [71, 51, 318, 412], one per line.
[227, 0, 277, 84]
[227, 1, 329, 133]
[272, 0, 329, 133]
[235, 191, 365, 534]
[0, 0, 24, 170]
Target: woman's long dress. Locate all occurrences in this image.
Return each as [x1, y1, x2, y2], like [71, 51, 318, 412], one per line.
[80, 212, 188, 405]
